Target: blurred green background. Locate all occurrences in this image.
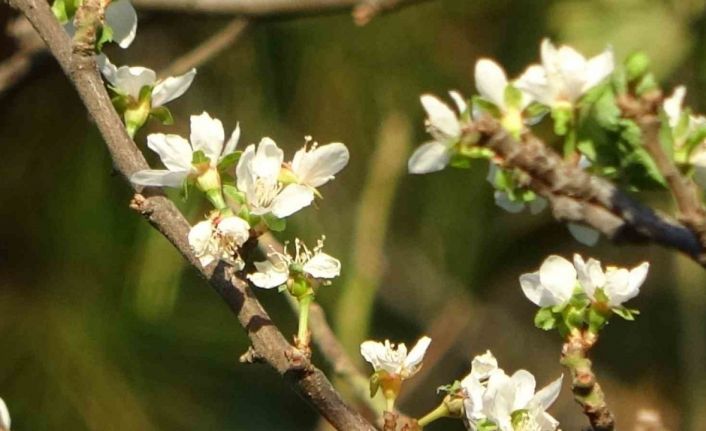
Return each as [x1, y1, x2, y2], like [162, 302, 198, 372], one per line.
[1, 0, 706, 429]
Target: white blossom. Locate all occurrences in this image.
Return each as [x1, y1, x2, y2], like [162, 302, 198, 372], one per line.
[188, 215, 250, 268]
[360, 336, 431, 379]
[573, 254, 649, 307]
[461, 351, 499, 424]
[0, 397, 10, 431]
[480, 370, 563, 431]
[516, 39, 614, 107]
[408, 92, 467, 174]
[98, 56, 196, 107]
[519, 255, 577, 307]
[248, 237, 341, 289]
[64, 0, 137, 48]
[663, 86, 687, 129]
[475, 59, 531, 113]
[289, 140, 350, 189]
[130, 112, 238, 187]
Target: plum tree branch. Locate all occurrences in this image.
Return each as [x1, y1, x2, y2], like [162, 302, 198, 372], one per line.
[474, 117, 706, 267]
[7, 0, 373, 428]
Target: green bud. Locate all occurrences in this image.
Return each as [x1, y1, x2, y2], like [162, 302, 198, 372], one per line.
[625, 52, 650, 82]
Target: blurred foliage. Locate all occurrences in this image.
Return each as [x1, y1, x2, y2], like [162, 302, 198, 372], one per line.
[1, 0, 706, 429]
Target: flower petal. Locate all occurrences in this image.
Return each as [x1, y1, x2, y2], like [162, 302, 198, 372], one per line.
[402, 336, 431, 371]
[236, 144, 256, 193]
[628, 262, 649, 293]
[151, 68, 197, 107]
[113, 65, 157, 99]
[252, 137, 284, 180]
[147, 133, 193, 171]
[0, 397, 10, 431]
[664, 86, 686, 129]
[190, 112, 225, 162]
[582, 47, 615, 92]
[510, 369, 536, 411]
[222, 123, 241, 158]
[408, 141, 451, 174]
[217, 216, 251, 247]
[475, 59, 508, 108]
[130, 169, 189, 188]
[96, 54, 119, 87]
[303, 252, 341, 279]
[360, 340, 386, 370]
[449, 90, 468, 113]
[270, 184, 314, 218]
[420, 94, 460, 138]
[515, 64, 550, 105]
[568, 222, 600, 246]
[538, 255, 577, 303]
[106, 0, 137, 48]
[519, 272, 553, 307]
[291, 142, 350, 187]
[531, 374, 563, 411]
[247, 260, 289, 289]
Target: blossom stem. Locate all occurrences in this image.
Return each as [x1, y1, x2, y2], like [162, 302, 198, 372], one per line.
[416, 402, 450, 428]
[385, 395, 396, 413]
[297, 294, 313, 349]
[206, 189, 227, 210]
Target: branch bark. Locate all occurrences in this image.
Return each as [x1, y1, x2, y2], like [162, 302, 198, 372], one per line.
[131, 0, 428, 23]
[8, 0, 374, 428]
[561, 330, 615, 431]
[474, 117, 706, 267]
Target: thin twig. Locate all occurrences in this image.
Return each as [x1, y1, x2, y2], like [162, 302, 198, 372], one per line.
[473, 117, 706, 267]
[131, 0, 429, 24]
[561, 330, 615, 431]
[8, 0, 374, 428]
[158, 18, 248, 78]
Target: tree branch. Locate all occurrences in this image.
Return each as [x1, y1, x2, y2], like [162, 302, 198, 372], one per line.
[474, 117, 706, 267]
[561, 330, 615, 431]
[8, 0, 374, 428]
[131, 0, 428, 23]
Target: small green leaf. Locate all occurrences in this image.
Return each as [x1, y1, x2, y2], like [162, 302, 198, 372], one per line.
[263, 213, 286, 232]
[613, 307, 639, 321]
[534, 307, 558, 331]
[150, 106, 174, 125]
[218, 151, 242, 172]
[636, 73, 658, 96]
[51, 0, 69, 22]
[587, 306, 609, 333]
[96, 24, 113, 52]
[192, 150, 210, 165]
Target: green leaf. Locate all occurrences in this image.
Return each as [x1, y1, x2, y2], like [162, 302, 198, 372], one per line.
[613, 307, 639, 321]
[96, 23, 113, 52]
[625, 52, 650, 82]
[218, 151, 242, 172]
[369, 373, 380, 398]
[504, 85, 523, 110]
[263, 214, 286, 232]
[534, 307, 558, 331]
[51, 0, 69, 22]
[192, 150, 210, 165]
[449, 153, 472, 169]
[223, 184, 246, 204]
[150, 106, 174, 125]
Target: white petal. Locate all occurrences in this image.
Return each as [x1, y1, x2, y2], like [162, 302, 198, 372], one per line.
[402, 336, 431, 374]
[236, 144, 256, 192]
[420, 94, 461, 138]
[494, 191, 525, 213]
[516, 64, 551, 105]
[531, 374, 563, 411]
[0, 397, 9, 431]
[628, 262, 649, 293]
[270, 184, 314, 218]
[664, 86, 686, 129]
[449, 90, 468, 113]
[96, 54, 119, 87]
[360, 341, 385, 370]
[408, 141, 451, 174]
[190, 112, 225, 162]
[538, 255, 577, 303]
[151, 69, 197, 107]
[519, 272, 554, 307]
[147, 133, 193, 171]
[470, 350, 498, 380]
[247, 260, 289, 289]
[188, 220, 214, 255]
[510, 369, 537, 410]
[106, 0, 137, 48]
[252, 138, 284, 181]
[573, 254, 603, 298]
[582, 47, 615, 93]
[222, 123, 241, 158]
[603, 268, 631, 306]
[303, 252, 341, 279]
[568, 222, 600, 246]
[113, 65, 157, 99]
[475, 59, 508, 108]
[130, 169, 189, 187]
[217, 216, 251, 246]
[291, 142, 350, 187]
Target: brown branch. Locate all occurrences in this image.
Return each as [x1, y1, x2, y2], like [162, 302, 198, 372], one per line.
[561, 330, 615, 431]
[158, 18, 248, 78]
[8, 0, 374, 428]
[131, 0, 429, 23]
[474, 117, 706, 267]
[618, 93, 706, 250]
